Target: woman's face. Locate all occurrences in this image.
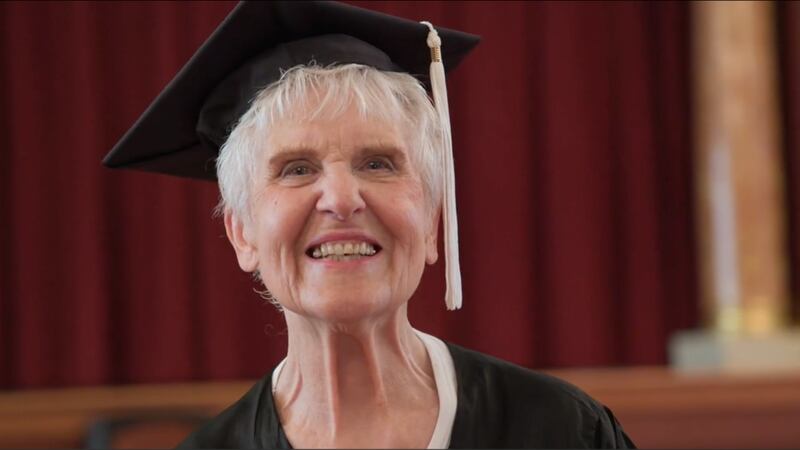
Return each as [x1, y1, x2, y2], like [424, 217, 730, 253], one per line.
[226, 102, 439, 324]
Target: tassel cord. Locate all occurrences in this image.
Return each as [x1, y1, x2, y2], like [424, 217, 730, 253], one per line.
[421, 21, 462, 311]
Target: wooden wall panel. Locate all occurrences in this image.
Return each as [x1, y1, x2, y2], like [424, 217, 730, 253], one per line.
[0, 367, 798, 448]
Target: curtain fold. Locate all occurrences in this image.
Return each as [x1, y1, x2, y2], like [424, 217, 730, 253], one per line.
[778, 1, 800, 323]
[1, 1, 698, 388]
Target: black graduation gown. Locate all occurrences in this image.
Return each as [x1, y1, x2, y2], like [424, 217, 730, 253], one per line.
[177, 343, 636, 448]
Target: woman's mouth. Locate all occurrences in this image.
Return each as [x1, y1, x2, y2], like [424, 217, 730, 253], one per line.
[306, 241, 382, 261]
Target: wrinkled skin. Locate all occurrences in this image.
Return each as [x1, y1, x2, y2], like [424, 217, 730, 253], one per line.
[224, 101, 441, 448]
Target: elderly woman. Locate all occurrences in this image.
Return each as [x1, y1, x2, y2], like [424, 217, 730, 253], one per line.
[105, 2, 633, 449]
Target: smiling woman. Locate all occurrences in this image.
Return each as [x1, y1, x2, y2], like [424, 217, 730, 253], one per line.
[216, 68, 445, 446]
[225, 85, 438, 326]
[103, 1, 634, 448]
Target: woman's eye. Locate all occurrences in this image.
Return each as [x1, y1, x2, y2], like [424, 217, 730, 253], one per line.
[281, 162, 315, 178]
[363, 157, 394, 172]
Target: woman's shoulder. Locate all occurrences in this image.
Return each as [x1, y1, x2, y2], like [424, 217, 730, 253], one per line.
[445, 342, 635, 448]
[447, 342, 597, 408]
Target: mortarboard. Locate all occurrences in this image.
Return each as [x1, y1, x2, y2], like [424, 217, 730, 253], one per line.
[103, 0, 480, 310]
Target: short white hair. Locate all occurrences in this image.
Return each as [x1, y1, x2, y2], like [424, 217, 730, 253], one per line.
[215, 63, 444, 219]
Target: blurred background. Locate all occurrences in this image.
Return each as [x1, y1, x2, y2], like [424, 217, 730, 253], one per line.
[0, 0, 798, 448]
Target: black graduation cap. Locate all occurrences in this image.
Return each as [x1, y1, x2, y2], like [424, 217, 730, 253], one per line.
[104, 0, 478, 311]
[103, 0, 480, 181]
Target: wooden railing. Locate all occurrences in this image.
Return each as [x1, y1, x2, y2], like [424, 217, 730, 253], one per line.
[1, 366, 798, 448]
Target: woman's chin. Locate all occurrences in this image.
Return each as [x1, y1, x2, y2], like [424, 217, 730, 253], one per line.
[290, 290, 399, 324]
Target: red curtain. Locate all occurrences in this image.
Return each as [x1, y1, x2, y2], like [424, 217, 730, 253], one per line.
[779, 2, 800, 323]
[0, 1, 697, 389]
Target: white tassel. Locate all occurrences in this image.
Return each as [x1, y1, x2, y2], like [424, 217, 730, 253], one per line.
[421, 21, 462, 311]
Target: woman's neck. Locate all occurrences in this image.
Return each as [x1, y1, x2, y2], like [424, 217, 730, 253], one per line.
[273, 306, 438, 448]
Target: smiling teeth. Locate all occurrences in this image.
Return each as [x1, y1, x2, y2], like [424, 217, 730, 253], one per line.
[311, 241, 377, 259]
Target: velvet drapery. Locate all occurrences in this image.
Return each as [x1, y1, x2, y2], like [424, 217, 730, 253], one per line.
[0, 1, 698, 389]
[779, 1, 800, 323]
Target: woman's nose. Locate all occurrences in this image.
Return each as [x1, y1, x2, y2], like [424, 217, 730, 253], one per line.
[315, 166, 366, 220]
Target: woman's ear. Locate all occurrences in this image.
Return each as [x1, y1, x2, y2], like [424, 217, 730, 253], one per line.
[224, 209, 259, 272]
[425, 208, 440, 265]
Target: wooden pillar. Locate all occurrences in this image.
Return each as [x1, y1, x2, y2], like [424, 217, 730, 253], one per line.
[693, 0, 789, 335]
[671, 1, 800, 372]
